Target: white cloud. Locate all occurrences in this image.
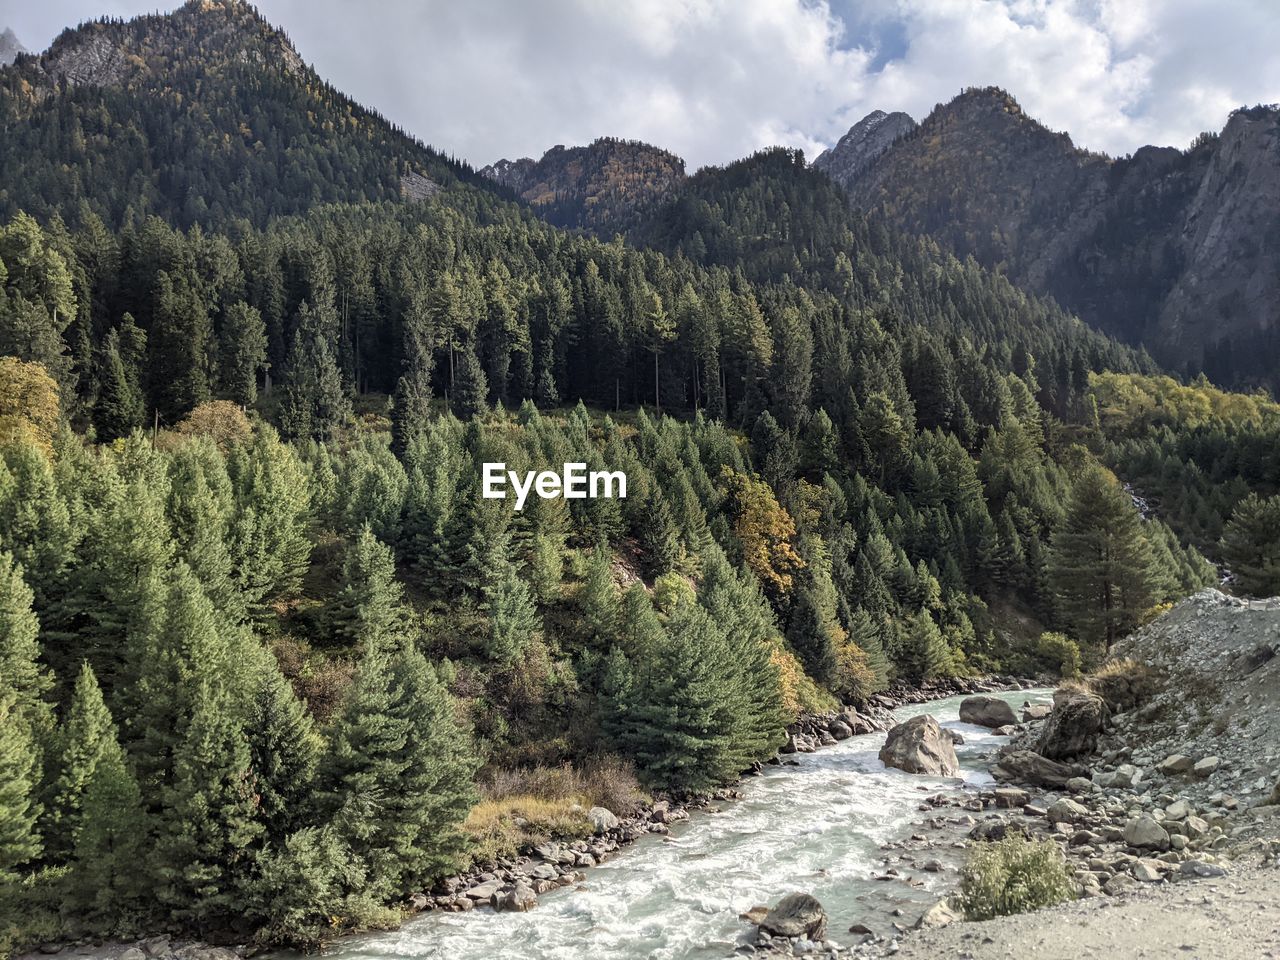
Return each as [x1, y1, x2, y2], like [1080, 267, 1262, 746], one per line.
[10, 0, 1280, 167]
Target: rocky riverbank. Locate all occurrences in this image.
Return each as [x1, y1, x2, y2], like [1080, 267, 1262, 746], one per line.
[757, 589, 1280, 959]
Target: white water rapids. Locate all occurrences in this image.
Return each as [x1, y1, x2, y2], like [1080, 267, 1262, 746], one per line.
[327, 688, 1052, 960]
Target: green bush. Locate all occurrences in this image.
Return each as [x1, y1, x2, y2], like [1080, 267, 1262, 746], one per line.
[956, 835, 1076, 920]
[1036, 632, 1082, 678]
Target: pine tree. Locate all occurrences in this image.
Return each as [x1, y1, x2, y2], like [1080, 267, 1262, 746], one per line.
[451, 342, 488, 419]
[244, 660, 321, 844]
[63, 695, 146, 929]
[0, 550, 53, 720]
[329, 525, 410, 656]
[1220, 493, 1280, 597]
[602, 597, 776, 792]
[219, 301, 268, 406]
[844, 607, 891, 693]
[896, 609, 954, 680]
[44, 663, 117, 861]
[319, 647, 476, 900]
[152, 680, 262, 929]
[484, 561, 540, 664]
[280, 301, 350, 442]
[0, 690, 41, 881]
[1048, 466, 1159, 650]
[641, 487, 683, 576]
[786, 588, 838, 685]
[93, 318, 147, 440]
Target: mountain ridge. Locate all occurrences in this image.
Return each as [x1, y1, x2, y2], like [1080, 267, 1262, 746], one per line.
[820, 87, 1280, 386]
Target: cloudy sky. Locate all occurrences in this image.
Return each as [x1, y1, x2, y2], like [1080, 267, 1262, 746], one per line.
[6, 0, 1280, 169]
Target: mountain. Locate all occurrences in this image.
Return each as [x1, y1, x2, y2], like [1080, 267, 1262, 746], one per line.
[812, 109, 916, 185]
[479, 137, 685, 234]
[820, 88, 1280, 387]
[0, 0, 499, 227]
[0, 27, 24, 66]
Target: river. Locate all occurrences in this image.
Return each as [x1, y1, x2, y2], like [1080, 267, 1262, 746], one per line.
[327, 688, 1053, 960]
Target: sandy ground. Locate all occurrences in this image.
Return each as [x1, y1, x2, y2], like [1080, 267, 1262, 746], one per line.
[881, 859, 1280, 960]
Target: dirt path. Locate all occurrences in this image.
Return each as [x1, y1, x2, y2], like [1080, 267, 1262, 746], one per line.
[879, 860, 1280, 959]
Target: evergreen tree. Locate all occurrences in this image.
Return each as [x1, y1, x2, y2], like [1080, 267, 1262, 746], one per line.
[244, 660, 322, 845]
[319, 647, 476, 900]
[280, 301, 350, 442]
[152, 681, 263, 929]
[93, 318, 147, 440]
[786, 588, 838, 685]
[0, 690, 41, 881]
[1048, 467, 1159, 650]
[1220, 493, 1280, 597]
[484, 561, 540, 664]
[329, 525, 409, 655]
[63, 692, 146, 930]
[641, 487, 682, 576]
[219, 301, 267, 405]
[45, 663, 116, 861]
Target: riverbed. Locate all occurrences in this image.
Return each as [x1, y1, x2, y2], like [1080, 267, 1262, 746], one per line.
[327, 688, 1052, 960]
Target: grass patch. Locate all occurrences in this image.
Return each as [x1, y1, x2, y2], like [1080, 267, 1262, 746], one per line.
[956, 836, 1076, 921]
[462, 758, 649, 868]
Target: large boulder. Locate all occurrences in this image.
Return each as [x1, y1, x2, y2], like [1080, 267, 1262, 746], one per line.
[588, 806, 619, 834]
[989, 749, 1082, 788]
[958, 695, 1017, 728]
[1037, 691, 1109, 759]
[1123, 815, 1170, 851]
[878, 714, 960, 777]
[495, 881, 538, 912]
[759, 892, 828, 940]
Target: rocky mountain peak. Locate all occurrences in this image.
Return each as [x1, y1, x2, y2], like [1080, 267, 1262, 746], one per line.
[37, 0, 303, 88]
[812, 109, 916, 185]
[0, 26, 25, 67]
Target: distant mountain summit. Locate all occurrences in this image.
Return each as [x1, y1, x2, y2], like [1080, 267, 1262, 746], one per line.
[812, 109, 915, 185]
[0, 27, 24, 66]
[817, 87, 1280, 387]
[480, 138, 685, 234]
[0, 0, 498, 226]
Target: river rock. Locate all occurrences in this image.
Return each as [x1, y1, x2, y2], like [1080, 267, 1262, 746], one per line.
[1021, 704, 1052, 721]
[915, 898, 960, 928]
[588, 806, 619, 834]
[1037, 691, 1108, 759]
[990, 749, 1080, 788]
[464, 879, 504, 900]
[958, 695, 1017, 728]
[1193, 756, 1220, 777]
[495, 881, 538, 912]
[829, 719, 854, 740]
[1123, 816, 1170, 850]
[759, 892, 828, 940]
[1157, 754, 1195, 775]
[1095, 763, 1143, 789]
[1047, 797, 1089, 824]
[1131, 859, 1164, 882]
[879, 715, 959, 777]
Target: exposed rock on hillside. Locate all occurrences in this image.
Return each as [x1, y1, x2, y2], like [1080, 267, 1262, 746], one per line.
[0, 27, 25, 67]
[480, 138, 685, 234]
[812, 109, 916, 185]
[824, 87, 1280, 386]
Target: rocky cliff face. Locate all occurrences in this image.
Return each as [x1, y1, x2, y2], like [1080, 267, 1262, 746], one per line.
[812, 109, 915, 186]
[0, 27, 23, 67]
[480, 138, 685, 235]
[822, 87, 1280, 387]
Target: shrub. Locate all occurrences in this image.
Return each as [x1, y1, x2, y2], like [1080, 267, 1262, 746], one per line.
[1085, 657, 1152, 712]
[1036, 632, 1082, 678]
[956, 835, 1076, 921]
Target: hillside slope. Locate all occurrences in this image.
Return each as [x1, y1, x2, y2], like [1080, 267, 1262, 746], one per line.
[480, 137, 685, 235]
[822, 88, 1280, 388]
[0, 0, 501, 227]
